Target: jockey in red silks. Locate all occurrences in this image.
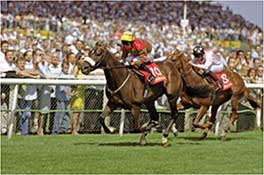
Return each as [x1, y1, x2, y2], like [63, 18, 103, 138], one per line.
[120, 31, 155, 84]
[190, 45, 224, 92]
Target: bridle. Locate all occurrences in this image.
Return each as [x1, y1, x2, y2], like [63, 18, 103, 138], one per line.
[86, 47, 131, 95]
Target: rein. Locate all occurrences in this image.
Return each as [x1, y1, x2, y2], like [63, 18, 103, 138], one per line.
[101, 65, 127, 70]
[89, 47, 131, 95]
[107, 72, 131, 95]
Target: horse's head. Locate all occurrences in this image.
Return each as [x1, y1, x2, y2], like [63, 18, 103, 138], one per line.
[81, 46, 107, 75]
[166, 49, 193, 74]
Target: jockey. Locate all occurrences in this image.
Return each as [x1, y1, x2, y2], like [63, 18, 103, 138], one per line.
[190, 45, 224, 92]
[120, 31, 155, 84]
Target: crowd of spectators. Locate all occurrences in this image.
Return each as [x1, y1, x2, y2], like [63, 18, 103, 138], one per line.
[0, 1, 263, 135]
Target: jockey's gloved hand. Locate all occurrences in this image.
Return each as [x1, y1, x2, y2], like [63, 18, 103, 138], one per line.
[124, 61, 133, 68]
[204, 69, 211, 75]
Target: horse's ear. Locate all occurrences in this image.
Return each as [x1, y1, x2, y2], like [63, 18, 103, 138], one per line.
[167, 50, 178, 61]
[170, 54, 177, 61]
[176, 51, 183, 59]
[186, 55, 192, 62]
[95, 47, 105, 56]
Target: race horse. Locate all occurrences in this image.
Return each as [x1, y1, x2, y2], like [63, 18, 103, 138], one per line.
[81, 45, 183, 145]
[167, 49, 260, 140]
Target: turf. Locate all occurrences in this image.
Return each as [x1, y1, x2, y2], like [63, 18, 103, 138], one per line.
[1, 131, 263, 174]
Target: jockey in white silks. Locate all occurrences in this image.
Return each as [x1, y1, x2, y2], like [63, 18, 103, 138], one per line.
[190, 45, 225, 92]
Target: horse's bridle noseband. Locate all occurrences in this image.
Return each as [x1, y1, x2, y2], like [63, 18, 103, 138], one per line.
[85, 47, 106, 72]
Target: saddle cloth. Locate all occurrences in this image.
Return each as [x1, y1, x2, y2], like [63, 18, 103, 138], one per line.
[211, 72, 232, 91]
[138, 63, 166, 85]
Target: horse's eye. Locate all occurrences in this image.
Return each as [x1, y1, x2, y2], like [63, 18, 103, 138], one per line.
[95, 48, 103, 56]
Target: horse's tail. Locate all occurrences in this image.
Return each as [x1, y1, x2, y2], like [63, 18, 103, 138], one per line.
[244, 88, 261, 109]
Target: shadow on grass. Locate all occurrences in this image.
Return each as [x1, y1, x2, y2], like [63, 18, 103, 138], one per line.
[74, 142, 161, 147]
[178, 136, 254, 142]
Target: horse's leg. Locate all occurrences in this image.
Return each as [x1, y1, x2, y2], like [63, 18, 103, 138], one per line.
[99, 101, 116, 133]
[193, 105, 210, 130]
[139, 100, 160, 145]
[131, 105, 141, 133]
[163, 95, 179, 137]
[161, 95, 178, 146]
[230, 95, 239, 125]
[202, 105, 220, 139]
[143, 100, 160, 130]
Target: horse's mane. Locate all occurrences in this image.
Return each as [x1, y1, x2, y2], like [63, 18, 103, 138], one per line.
[99, 46, 125, 67]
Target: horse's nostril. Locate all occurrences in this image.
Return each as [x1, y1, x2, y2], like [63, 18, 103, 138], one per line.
[82, 66, 90, 74]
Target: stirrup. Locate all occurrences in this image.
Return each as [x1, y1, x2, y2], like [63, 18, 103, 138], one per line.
[215, 87, 220, 93]
[148, 76, 155, 83]
[215, 83, 222, 92]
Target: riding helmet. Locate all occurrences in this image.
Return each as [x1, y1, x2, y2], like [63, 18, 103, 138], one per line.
[121, 31, 134, 42]
[193, 45, 205, 57]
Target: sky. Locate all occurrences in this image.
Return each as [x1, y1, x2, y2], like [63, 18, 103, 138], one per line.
[216, 0, 263, 29]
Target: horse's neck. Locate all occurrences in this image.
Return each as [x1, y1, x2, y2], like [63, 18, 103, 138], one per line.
[181, 62, 207, 88]
[104, 54, 129, 91]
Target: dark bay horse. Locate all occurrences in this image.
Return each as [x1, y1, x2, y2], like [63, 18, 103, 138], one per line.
[81, 46, 183, 145]
[167, 49, 260, 139]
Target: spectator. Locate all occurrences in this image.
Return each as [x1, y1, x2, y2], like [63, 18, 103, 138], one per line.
[16, 57, 39, 78]
[246, 68, 257, 83]
[252, 58, 262, 69]
[49, 51, 62, 133]
[227, 56, 238, 72]
[66, 52, 77, 74]
[23, 50, 34, 70]
[0, 93, 8, 134]
[33, 49, 52, 135]
[52, 60, 74, 134]
[15, 57, 39, 135]
[0, 49, 16, 77]
[70, 56, 86, 135]
[251, 45, 262, 60]
[255, 66, 263, 84]
[233, 50, 244, 74]
[0, 40, 9, 58]
[74, 39, 84, 55]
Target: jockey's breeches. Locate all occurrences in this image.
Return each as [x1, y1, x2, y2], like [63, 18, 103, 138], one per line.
[210, 63, 224, 73]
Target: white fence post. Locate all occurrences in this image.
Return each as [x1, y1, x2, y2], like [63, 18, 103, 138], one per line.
[7, 85, 19, 140]
[119, 109, 125, 136]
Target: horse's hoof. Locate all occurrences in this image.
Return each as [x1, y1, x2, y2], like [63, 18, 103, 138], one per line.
[220, 136, 227, 141]
[171, 125, 178, 137]
[140, 122, 149, 131]
[230, 117, 237, 125]
[161, 137, 171, 147]
[173, 131, 178, 137]
[108, 126, 116, 134]
[161, 137, 169, 146]
[140, 134, 147, 145]
[162, 142, 171, 147]
[199, 133, 208, 140]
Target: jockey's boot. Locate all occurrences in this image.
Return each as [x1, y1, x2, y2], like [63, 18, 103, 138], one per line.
[140, 64, 155, 84]
[207, 71, 223, 93]
[215, 79, 223, 92]
[204, 70, 223, 93]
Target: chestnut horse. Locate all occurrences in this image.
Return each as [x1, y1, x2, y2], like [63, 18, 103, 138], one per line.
[81, 45, 183, 145]
[167, 49, 260, 140]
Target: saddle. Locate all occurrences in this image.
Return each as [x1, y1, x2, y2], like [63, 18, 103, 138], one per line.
[134, 63, 166, 85]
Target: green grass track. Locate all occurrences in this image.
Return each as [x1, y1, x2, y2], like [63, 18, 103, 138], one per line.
[1, 131, 263, 174]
